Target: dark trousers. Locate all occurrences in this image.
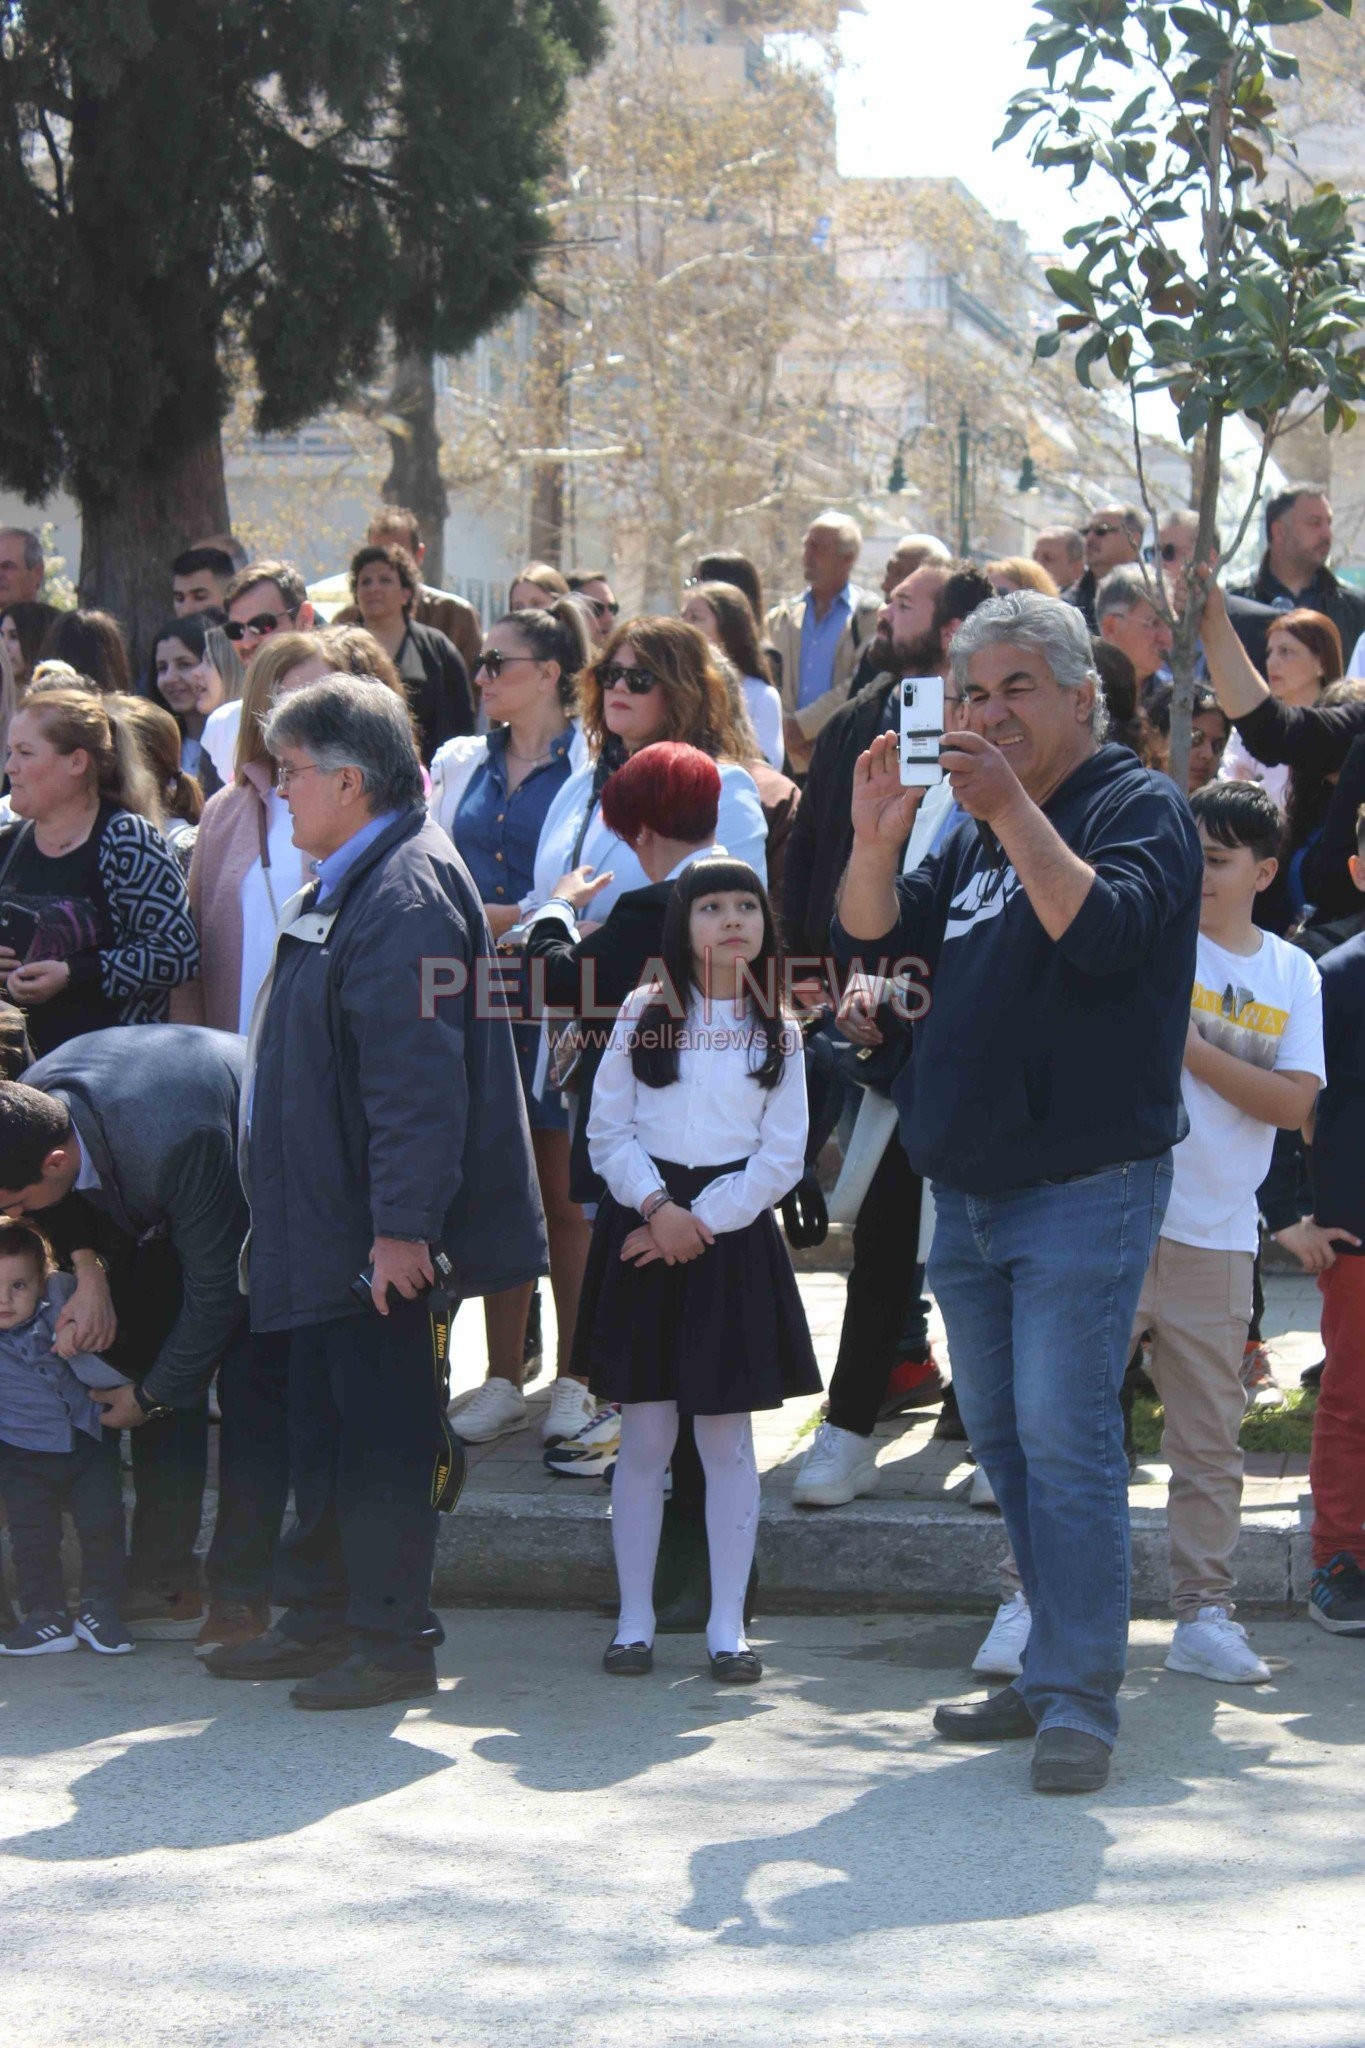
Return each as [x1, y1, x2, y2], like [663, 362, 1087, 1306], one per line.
[275, 1297, 456, 1669]
[0, 1433, 125, 1614]
[827, 1129, 929, 1438]
[105, 1237, 209, 1590]
[205, 1331, 291, 1605]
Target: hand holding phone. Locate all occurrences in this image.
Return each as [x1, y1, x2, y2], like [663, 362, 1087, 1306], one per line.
[899, 676, 946, 787]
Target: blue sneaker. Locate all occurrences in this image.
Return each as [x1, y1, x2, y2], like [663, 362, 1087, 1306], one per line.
[1308, 1553, 1365, 1635]
[0, 1610, 77, 1656]
[72, 1606, 135, 1655]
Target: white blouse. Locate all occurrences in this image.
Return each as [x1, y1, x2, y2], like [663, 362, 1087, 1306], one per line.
[527, 759, 767, 921]
[588, 985, 808, 1235]
[743, 676, 784, 770]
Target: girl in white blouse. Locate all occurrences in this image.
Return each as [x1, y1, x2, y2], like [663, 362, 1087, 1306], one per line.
[571, 856, 819, 1684]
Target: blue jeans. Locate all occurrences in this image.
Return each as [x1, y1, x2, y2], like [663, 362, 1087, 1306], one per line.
[927, 1156, 1173, 1745]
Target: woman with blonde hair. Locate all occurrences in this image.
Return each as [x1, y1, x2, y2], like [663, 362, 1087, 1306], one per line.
[108, 695, 205, 874]
[0, 689, 197, 1055]
[986, 556, 1061, 599]
[509, 561, 571, 611]
[528, 617, 766, 925]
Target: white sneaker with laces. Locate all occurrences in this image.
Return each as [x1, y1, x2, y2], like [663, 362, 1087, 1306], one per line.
[1165, 1605, 1271, 1683]
[792, 1422, 879, 1508]
[448, 1376, 530, 1444]
[972, 1592, 1032, 1677]
[542, 1377, 597, 1446]
[544, 1404, 622, 1476]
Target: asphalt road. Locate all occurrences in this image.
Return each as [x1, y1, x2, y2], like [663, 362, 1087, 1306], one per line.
[0, 1610, 1360, 2047]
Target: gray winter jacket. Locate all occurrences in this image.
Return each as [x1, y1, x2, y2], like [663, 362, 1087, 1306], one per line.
[243, 805, 548, 1333]
[26, 1026, 248, 1406]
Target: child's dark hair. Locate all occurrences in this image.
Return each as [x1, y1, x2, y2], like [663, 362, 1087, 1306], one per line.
[630, 856, 787, 1091]
[1189, 779, 1283, 863]
[0, 1219, 53, 1279]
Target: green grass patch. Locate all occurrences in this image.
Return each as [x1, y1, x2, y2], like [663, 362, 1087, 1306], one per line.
[1131, 1388, 1317, 1458]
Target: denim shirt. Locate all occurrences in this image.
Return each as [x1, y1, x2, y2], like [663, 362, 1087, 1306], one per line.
[0, 1277, 105, 1453]
[454, 727, 575, 912]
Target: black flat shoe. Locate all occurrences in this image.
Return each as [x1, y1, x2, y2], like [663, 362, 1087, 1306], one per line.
[709, 1648, 762, 1684]
[933, 1684, 1036, 1742]
[203, 1622, 348, 1682]
[290, 1653, 437, 1711]
[603, 1640, 653, 1676]
[1031, 1726, 1110, 1793]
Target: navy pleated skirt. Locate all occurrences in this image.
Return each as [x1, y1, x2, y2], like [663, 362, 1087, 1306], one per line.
[569, 1157, 821, 1414]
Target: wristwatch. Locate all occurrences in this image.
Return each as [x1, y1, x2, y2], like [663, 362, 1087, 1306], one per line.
[132, 1383, 173, 1422]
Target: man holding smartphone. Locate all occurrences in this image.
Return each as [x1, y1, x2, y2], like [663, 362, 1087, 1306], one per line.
[205, 677, 547, 1709]
[835, 591, 1201, 1792]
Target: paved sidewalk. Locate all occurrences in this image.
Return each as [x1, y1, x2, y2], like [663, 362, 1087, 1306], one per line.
[437, 1266, 1323, 1615]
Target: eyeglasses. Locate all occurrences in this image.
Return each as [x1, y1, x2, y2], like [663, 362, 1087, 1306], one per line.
[226, 610, 293, 642]
[584, 595, 620, 620]
[599, 662, 659, 695]
[475, 651, 538, 679]
[1085, 522, 1124, 541]
[274, 761, 329, 792]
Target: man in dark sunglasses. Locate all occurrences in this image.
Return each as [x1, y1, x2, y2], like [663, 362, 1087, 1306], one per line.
[567, 569, 619, 649]
[224, 559, 315, 656]
[1157, 509, 1275, 674]
[1060, 503, 1144, 630]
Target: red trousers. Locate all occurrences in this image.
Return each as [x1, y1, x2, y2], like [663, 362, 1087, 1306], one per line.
[1310, 1254, 1365, 1567]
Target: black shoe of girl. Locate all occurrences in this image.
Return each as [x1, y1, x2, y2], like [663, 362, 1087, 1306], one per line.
[603, 1640, 653, 1675]
[709, 1648, 762, 1684]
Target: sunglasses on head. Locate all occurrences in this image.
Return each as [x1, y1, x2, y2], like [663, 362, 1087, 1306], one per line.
[599, 661, 658, 695]
[225, 610, 292, 642]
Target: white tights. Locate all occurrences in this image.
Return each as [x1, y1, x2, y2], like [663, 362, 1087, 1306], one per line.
[610, 1401, 759, 1658]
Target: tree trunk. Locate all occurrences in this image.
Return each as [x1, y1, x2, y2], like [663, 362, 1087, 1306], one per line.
[78, 431, 230, 669]
[383, 351, 449, 586]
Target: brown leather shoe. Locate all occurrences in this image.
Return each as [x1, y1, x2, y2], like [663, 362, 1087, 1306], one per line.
[124, 1584, 206, 1641]
[194, 1599, 271, 1659]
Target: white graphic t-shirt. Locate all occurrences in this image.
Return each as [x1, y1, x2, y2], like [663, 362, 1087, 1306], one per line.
[1162, 927, 1325, 1253]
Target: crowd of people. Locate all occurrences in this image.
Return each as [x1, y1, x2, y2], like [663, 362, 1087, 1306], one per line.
[0, 477, 1359, 1797]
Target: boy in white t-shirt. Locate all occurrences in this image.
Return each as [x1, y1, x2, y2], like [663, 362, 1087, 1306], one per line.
[972, 781, 1324, 1689]
[1143, 780, 1324, 1682]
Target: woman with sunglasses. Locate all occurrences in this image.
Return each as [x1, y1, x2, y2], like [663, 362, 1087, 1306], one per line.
[427, 599, 597, 1451]
[527, 618, 767, 930]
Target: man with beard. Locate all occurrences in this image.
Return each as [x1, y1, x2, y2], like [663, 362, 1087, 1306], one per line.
[781, 560, 993, 1505]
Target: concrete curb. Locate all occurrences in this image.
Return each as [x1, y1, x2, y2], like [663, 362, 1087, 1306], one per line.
[434, 1491, 1311, 1617]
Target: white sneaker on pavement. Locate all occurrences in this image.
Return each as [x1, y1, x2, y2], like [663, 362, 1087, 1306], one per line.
[1165, 1605, 1271, 1683]
[792, 1422, 879, 1508]
[1239, 1343, 1284, 1411]
[448, 1376, 530, 1444]
[542, 1377, 597, 1446]
[544, 1404, 622, 1476]
[972, 1592, 1032, 1677]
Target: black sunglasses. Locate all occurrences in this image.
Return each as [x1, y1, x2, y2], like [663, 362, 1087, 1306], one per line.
[599, 661, 659, 695]
[1085, 522, 1124, 540]
[585, 595, 620, 620]
[474, 650, 538, 679]
[225, 610, 293, 642]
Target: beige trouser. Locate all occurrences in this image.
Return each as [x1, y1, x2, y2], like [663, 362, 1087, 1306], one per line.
[995, 1237, 1253, 1620]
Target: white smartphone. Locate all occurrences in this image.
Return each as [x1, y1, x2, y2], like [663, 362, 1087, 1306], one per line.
[899, 675, 945, 787]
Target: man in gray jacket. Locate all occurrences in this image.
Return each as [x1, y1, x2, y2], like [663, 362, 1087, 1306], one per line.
[207, 676, 547, 1710]
[0, 1025, 249, 1632]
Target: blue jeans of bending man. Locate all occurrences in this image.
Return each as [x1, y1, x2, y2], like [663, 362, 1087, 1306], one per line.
[927, 1155, 1172, 1746]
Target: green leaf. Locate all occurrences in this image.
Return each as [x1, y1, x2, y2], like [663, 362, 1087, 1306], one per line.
[1074, 330, 1109, 388]
[1045, 265, 1097, 313]
[1034, 330, 1064, 359]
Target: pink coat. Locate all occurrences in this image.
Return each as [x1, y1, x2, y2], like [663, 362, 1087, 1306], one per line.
[170, 762, 278, 1034]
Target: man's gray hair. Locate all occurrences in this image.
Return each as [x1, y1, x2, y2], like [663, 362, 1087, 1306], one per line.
[1095, 565, 1157, 623]
[949, 590, 1109, 740]
[263, 676, 424, 812]
[809, 509, 862, 557]
[0, 528, 43, 573]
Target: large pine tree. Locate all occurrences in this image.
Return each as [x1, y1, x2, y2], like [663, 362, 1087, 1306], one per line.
[0, 0, 606, 648]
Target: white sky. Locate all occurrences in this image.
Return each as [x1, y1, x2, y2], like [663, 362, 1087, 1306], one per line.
[835, 0, 1094, 256]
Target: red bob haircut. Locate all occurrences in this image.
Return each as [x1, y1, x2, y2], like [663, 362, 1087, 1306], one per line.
[600, 741, 721, 848]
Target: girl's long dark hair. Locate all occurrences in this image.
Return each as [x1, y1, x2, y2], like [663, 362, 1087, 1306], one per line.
[631, 857, 787, 1091]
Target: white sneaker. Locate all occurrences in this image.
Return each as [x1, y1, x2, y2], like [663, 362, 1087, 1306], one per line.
[969, 1465, 998, 1511]
[973, 1592, 1032, 1677]
[1239, 1344, 1284, 1411]
[791, 1422, 879, 1508]
[1165, 1605, 1271, 1683]
[542, 1377, 597, 1446]
[544, 1404, 622, 1476]
[448, 1376, 530, 1444]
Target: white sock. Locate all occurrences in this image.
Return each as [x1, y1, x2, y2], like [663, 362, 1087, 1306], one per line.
[695, 1412, 759, 1658]
[610, 1401, 678, 1648]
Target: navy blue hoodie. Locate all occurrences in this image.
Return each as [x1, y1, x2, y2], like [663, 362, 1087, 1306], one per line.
[1311, 927, 1365, 1251]
[832, 744, 1202, 1196]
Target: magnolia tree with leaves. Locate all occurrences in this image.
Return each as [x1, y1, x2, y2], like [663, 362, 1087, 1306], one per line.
[1002, 0, 1365, 781]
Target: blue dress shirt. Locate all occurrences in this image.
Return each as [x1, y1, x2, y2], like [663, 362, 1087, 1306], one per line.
[797, 584, 853, 710]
